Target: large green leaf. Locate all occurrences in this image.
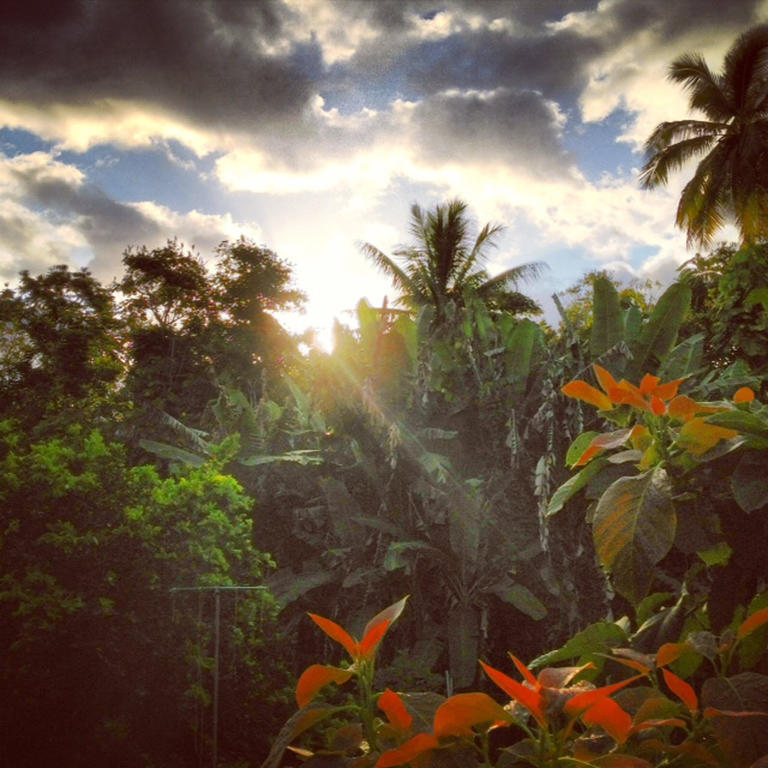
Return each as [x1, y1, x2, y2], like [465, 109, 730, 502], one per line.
[266, 566, 336, 608]
[238, 449, 323, 466]
[393, 314, 418, 363]
[591, 274, 622, 358]
[321, 477, 364, 544]
[351, 515, 405, 537]
[592, 466, 676, 604]
[701, 673, 768, 766]
[731, 453, 768, 513]
[707, 409, 768, 439]
[504, 319, 542, 396]
[622, 305, 643, 348]
[529, 621, 628, 669]
[547, 458, 608, 517]
[658, 333, 705, 380]
[565, 431, 600, 467]
[626, 282, 691, 380]
[488, 580, 547, 620]
[139, 439, 206, 466]
[383, 541, 440, 572]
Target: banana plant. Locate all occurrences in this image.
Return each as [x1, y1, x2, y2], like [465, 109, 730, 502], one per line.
[589, 273, 693, 380]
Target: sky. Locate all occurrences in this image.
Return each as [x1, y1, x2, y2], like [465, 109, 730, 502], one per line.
[1, 0, 765, 347]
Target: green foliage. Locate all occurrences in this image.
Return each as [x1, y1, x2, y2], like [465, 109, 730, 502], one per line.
[0, 266, 123, 426]
[0, 423, 287, 766]
[681, 241, 768, 381]
[269, 597, 768, 768]
[641, 24, 768, 246]
[360, 198, 545, 322]
[555, 362, 768, 646]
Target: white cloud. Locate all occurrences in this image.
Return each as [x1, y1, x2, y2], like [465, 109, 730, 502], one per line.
[0, 98, 220, 155]
[0, 151, 266, 283]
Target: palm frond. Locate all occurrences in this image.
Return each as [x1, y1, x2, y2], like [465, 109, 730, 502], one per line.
[454, 221, 504, 287]
[669, 53, 731, 120]
[676, 143, 731, 247]
[477, 261, 548, 291]
[157, 410, 212, 454]
[359, 242, 416, 297]
[723, 24, 768, 112]
[643, 119, 725, 153]
[640, 132, 720, 188]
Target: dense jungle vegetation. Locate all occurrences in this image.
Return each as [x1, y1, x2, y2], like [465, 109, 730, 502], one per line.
[3, 24, 768, 768]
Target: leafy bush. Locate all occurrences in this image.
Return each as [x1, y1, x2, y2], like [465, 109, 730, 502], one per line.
[0, 423, 288, 766]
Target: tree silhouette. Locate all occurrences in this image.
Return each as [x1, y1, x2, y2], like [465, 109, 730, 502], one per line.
[360, 199, 545, 322]
[641, 24, 768, 247]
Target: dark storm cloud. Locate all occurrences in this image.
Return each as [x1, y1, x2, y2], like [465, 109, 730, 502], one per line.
[328, 0, 763, 111]
[405, 28, 605, 98]
[8, 161, 164, 257]
[609, 0, 757, 42]
[0, 0, 320, 131]
[411, 88, 573, 176]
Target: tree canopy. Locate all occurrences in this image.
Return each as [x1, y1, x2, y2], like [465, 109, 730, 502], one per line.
[641, 24, 768, 246]
[360, 199, 546, 321]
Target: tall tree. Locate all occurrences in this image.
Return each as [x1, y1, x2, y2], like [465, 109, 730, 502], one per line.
[641, 24, 768, 247]
[117, 238, 306, 425]
[0, 266, 123, 425]
[117, 241, 218, 420]
[360, 199, 545, 322]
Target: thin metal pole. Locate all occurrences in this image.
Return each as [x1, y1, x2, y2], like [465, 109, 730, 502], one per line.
[167, 585, 265, 767]
[213, 588, 220, 768]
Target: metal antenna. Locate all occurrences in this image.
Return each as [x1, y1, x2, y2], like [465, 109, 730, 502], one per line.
[170, 586, 267, 767]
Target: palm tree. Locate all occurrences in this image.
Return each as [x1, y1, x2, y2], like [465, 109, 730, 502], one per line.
[640, 24, 768, 247]
[360, 199, 546, 320]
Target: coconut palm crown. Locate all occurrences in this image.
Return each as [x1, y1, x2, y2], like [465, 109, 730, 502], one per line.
[360, 199, 546, 321]
[640, 24, 768, 247]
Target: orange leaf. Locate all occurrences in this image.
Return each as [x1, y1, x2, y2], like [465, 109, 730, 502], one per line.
[433, 693, 511, 739]
[286, 706, 336, 741]
[654, 378, 685, 401]
[610, 656, 653, 674]
[632, 717, 687, 733]
[650, 396, 666, 416]
[358, 619, 390, 659]
[363, 595, 409, 639]
[590, 755, 654, 767]
[667, 395, 699, 421]
[734, 386, 755, 403]
[655, 643, 686, 668]
[308, 613, 359, 658]
[616, 379, 645, 399]
[562, 380, 613, 410]
[376, 733, 439, 768]
[629, 424, 651, 450]
[480, 661, 546, 726]
[564, 676, 643, 718]
[537, 663, 595, 688]
[576, 444, 604, 466]
[508, 653, 539, 688]
[581, 698, 632, 744]
[609, 384, 651, 412]
[737, 607, 768, 639]
[676, 417, 738, 455]
[703, 706, 768, 718]
[640, 374, 661, 396]
[379, 689, 412, 734]
[296, 664, 354, 708]
[662, 668, 698, 713]
[594, 365, 619, 394]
